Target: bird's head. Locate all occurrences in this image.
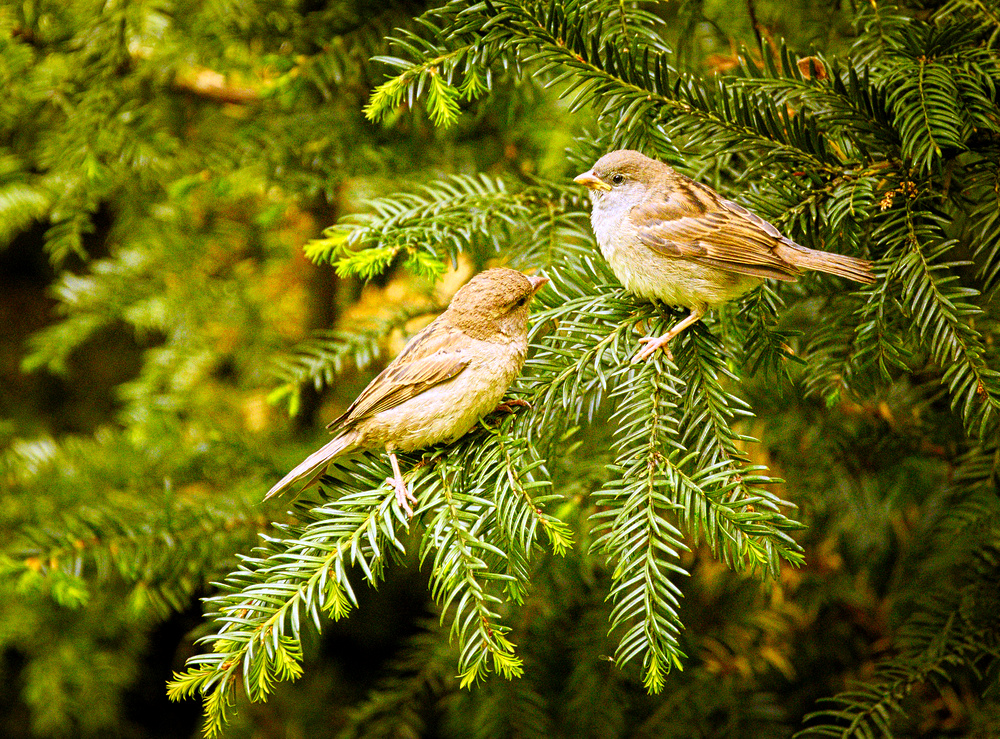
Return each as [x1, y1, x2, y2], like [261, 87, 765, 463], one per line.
[447, 268, 548, 339]
[574, 149, 663, 206]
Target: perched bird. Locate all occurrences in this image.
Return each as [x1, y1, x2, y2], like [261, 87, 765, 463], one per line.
[265, 268, 548, 516]
[574, 150, 875, 361]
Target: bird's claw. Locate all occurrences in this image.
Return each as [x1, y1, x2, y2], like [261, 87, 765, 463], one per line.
[493, 398, 532, 414]
[632, 335, 674, 363]
[412, 453, 443, 471]
[386, 476, 417, 518]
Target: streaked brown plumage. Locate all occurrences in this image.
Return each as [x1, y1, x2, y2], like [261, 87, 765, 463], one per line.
[265, 268, 548, 515]
[575, 149, 875, 361]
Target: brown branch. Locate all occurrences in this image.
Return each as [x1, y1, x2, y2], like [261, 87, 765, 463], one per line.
[172, 67, 260, 104]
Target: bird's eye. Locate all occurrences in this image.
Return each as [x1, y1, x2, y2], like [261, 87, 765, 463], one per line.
[610, 173, 625, 185]
[515, 296, 527, 307]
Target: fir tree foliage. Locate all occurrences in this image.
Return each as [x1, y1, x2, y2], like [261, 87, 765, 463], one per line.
[3, 0, 1000, 736]
[797, 465, 1000, 739]
[168, 0, 999, 734]
[0, 0, 480, 733]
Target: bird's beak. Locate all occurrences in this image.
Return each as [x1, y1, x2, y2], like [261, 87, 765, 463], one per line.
[573, 171, 612, 191]
[527, 274, 549, 294]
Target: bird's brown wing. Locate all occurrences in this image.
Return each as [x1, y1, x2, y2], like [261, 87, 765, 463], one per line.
[327, 316, 470, 432]
[633, 185, 801, 282]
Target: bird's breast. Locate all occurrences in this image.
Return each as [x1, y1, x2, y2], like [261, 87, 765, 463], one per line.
[594, 207, 758, 308]
[355, 336, 527, 453]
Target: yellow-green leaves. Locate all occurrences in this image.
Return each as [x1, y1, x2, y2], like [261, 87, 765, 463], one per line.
[365, 52, 482, 129]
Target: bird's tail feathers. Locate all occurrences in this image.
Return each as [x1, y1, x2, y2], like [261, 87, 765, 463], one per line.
[781, 245, 875, 284]
[264, 431, 358, 501]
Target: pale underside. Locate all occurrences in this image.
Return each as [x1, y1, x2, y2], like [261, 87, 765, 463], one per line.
[588, 180, 802, 308]
[331, 318, 528, 453]
[592, 204, 763, 308]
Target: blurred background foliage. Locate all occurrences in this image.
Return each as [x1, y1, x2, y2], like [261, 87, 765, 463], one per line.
[1, 0, 998, 737]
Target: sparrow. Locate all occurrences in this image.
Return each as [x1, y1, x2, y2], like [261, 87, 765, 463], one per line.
[574, 150, 875, 361]
[265, 268, 549, 515]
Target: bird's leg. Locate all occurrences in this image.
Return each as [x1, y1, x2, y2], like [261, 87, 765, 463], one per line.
[633, 304, 707, 363]
[492, 398, 532, 415]
[385, 450, 417, 517]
